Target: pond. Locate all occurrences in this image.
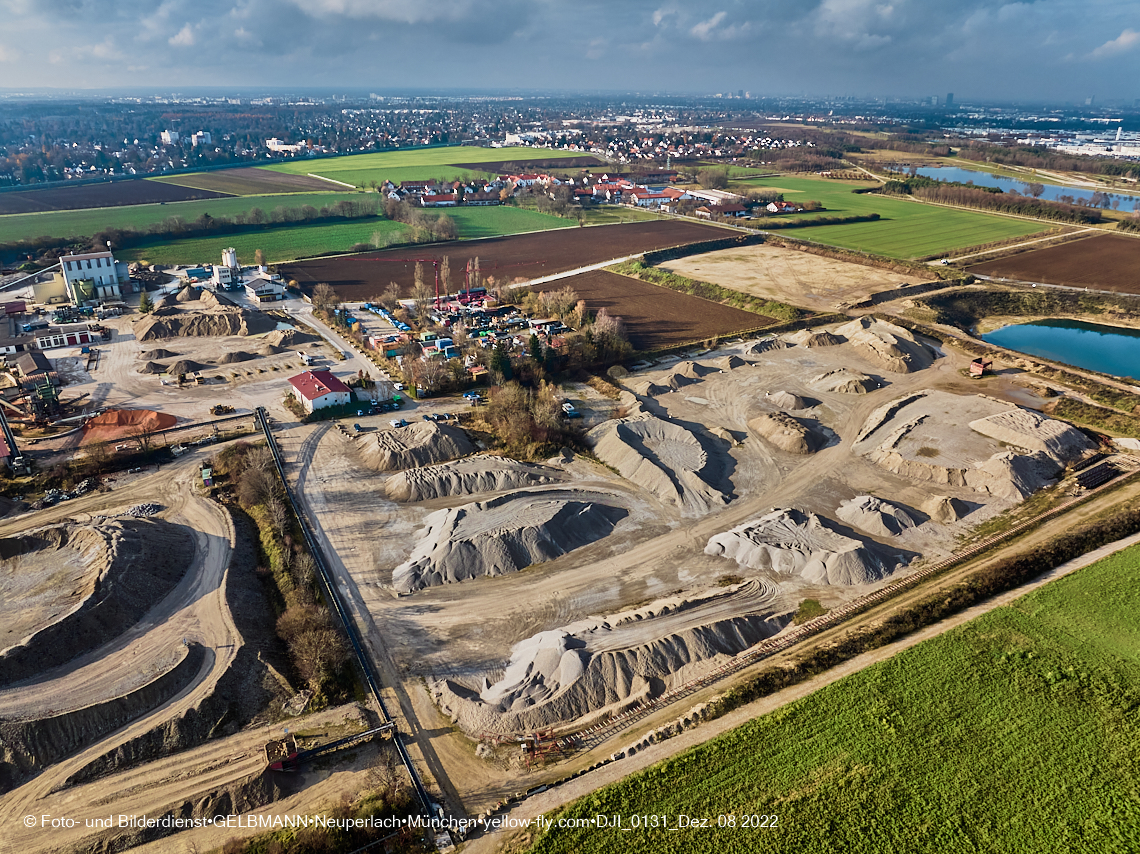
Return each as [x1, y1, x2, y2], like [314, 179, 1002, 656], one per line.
[913, 166, 1140, 211]
[981, 318, 1140, 379]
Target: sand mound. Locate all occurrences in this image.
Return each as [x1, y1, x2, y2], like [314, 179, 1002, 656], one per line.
[259, 344, 288, 356]
[767, 390, 809, 411]
[923, 495, 969, 523]
[589, 414, 730, 515]
[718, 355, 748, 371]
[743, 337, 790, 356]
[969, 409, 1095, 461]
[265, 329, 320, 348]
[674, 360, 718, 379]
[135, 306, 277, 341]
[82, 408, 176, 444]
[217, 351, 257, 365]
[358, 422, 474, 472]
[144, 348, 179, 359]
[790, 329, 844, 348]
[200, 291, 236, 308]
[749, 411, 824, 455]
[137, 361, 167, 374]
[392, 490, 629, 593]
[811, 368, 877, 394]
[633, 381, 675, 396]
[433, 580, 787, 733]
[705, 508, 908, 586]
[836, 317, 933, 373]
[175, 285, 202, 302]
[836, 495, 919, 537]
[385, 456, 565, 501]
[166, 359, 212, 374]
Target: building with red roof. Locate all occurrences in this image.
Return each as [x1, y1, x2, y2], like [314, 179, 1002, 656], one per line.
[287, 369, 352, 413]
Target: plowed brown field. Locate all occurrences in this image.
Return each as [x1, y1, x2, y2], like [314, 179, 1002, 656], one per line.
[0, 180, 231, 215]
[546, 269, 772, 349]
[278, 220, 728, 302]
[968, 233, 1140, 293]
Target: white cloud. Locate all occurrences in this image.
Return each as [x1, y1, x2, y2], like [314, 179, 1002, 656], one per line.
[691, 11, 726, 40]
[288, 0, 473, 24]
[1090, 28, 1140, 58]
[0, 44, 20, 62]
[169, 23, 195, 46]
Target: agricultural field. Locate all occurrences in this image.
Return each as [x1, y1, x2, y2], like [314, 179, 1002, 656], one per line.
[263, 146, 599, 188]
[115, 220, 407, 266]
[278, 219, 729, 301]
[969, 233, 1140, 293]
[526, 542, 1140, 854]
[733, 175, 1044, 258]
[442, 206, 576, 239]
[0, 191, 359, 242]
[149, 167, 345, 196]
[547, 269, 771, 349]
[0, 179, 230, 215]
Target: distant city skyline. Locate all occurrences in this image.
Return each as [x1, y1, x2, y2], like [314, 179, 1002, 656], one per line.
[1, 0, 1138, 101]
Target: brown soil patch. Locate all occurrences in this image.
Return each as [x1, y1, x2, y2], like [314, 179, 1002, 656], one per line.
[968, 233, 1140, 292]
[0, 180, 231, 215]
[448, 156, 606, 173]
[278, 220, 729, 302]
[661, 242, 933, 312]
[81, 408, 177, 444]
[549, 269, 770, 349]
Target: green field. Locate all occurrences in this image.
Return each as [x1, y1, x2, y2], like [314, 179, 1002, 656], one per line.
[735, 175, 1045, 258]
[263, 146, 598, 189]
[114, 206, 578, 265]
[527, 543, 1140, 854]
[0, 192, 357, 242]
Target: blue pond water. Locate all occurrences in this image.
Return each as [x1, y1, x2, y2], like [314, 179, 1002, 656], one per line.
[913, 166, 1140, 210]
[981, 319, 1140, 379]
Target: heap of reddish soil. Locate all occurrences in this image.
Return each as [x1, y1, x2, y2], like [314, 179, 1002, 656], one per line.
[81, 409, 177, 444]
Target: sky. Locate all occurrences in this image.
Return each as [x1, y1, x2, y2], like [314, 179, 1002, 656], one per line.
[1, 0, 1139, 102]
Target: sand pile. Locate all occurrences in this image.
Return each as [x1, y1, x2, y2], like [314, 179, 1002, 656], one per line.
[135, 305, 277, 341]
[201, 291, 235, 308]
[749, 411, 825, 455]
[392, 490, 629, 593]
[144, 348, 179, 359]
[790, 329, 844, 348]
[969, 409, 1095, 460]
[265, 329, 320, 348]
[674, 360, 718, 379]
[811, 368, 877, 394]
[855, 392, 928, 443]
[217, 351, 257, 365]
[358, 422, 474, 472]
[923, 495, 969, 523]
[836, 495, 919, 537]
[836, 317, 934, 373]
[137, 361, 167, 374]
[385, 456, 564, 502]
[589, 414, 730, 515]
[767, 390, 809, 411]
[743, 337, 790, 356]
[259, 344, 289, 356]
[175, 285, 202, 302]
[166, 359, 212, 374]
[432, 580, 787, 733]
[705, 508, 907, 586]
[633, 381, 676, 396]
[719, 355, 748, 371]
[81, 409, 177, 444]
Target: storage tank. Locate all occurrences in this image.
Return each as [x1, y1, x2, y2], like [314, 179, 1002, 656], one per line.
[222, 247, 238, 269]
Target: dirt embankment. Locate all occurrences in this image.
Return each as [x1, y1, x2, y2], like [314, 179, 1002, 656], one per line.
[0, 519, 195, 686]
[0, 643, 206, 794]
[63, 507, 290, 788]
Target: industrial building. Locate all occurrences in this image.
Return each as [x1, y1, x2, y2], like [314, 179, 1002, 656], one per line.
[287, 369, 352, 413]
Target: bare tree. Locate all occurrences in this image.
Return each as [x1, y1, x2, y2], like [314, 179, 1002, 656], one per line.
[382, 280, 401, 310]
[411, 262, 433, 311]
[1025, 182, 1045, 199]
[254, 248, 267, 267]
[126, 424, 155, 455]
[312, 283, 339, 314]
[440, 255, 451, 295]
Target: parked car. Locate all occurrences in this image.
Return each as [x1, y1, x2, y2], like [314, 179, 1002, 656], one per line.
[353, 423, 363, 432]
[390, 418, 407, 428]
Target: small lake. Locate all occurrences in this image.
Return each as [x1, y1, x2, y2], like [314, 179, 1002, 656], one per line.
[981, 318, 1140, 379]
[914, 166, 1140, 210]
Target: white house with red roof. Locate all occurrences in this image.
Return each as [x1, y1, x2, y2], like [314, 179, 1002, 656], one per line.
[288, 369, 352, 413]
